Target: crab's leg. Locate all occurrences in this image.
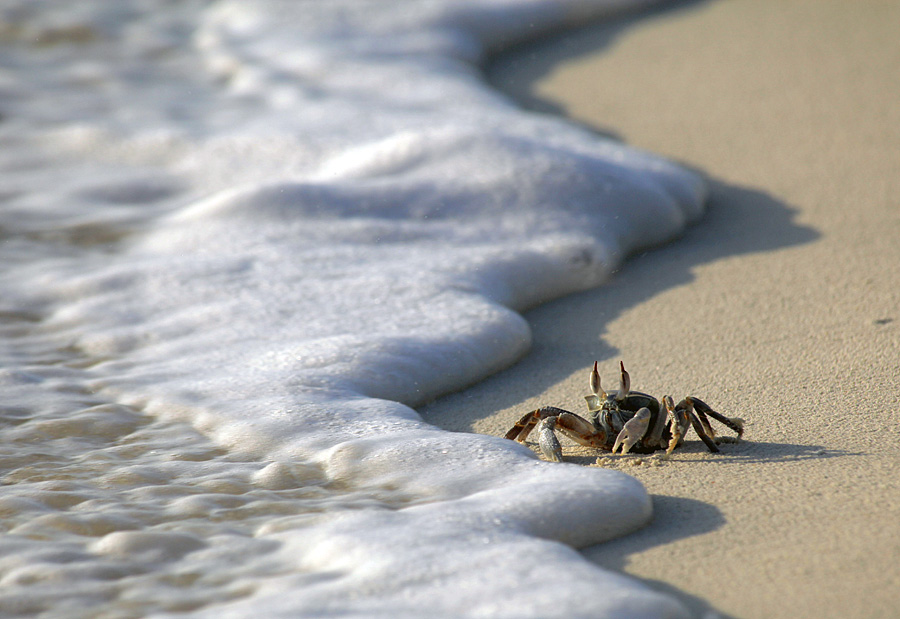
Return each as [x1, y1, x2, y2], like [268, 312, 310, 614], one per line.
[688, 397, 744, 438]
[672, 397, 720, 453]
[537, 417, 564, 462]
[612, 407, 651, 454]
[688, 410, 720, 453]
[504, 406, 569, 442]
[663, 396, 688, 457]
[692, 405, 716, 441]
[504, 411, 537, 441]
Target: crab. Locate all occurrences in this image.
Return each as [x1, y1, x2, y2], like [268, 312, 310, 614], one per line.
[504, 361, 744, 461]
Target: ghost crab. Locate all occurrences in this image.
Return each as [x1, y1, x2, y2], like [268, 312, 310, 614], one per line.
[505, 361, 743, 461]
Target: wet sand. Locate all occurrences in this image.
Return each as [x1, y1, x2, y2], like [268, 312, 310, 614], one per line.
[421, 1, 900, 617]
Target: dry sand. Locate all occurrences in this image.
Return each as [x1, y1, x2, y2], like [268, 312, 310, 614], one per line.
[420, 1, 900, 617]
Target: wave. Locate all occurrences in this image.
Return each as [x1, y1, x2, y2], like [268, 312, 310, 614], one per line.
[0, 0, 702, 615]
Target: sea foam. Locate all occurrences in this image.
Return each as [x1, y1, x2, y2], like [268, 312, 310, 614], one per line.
[0, 0, 704, 616]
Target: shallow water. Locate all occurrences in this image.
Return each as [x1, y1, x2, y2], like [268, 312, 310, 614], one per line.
[1, 1, 704, 616]
[1, 318, 324, 616]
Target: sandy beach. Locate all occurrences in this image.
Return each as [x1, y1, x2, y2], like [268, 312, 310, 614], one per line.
[421, 1, 900, 617]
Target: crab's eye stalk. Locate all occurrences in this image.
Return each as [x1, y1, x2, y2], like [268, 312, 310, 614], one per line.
[616, 360, 631, 401]
[662, 395, 675, 412]
[590, 361, 606, 398]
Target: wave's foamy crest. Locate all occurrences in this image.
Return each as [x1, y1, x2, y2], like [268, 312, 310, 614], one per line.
[1, 0, 702, 615]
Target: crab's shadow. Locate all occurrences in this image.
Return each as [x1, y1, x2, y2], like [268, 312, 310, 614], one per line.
[702, 441, 860, 463]
[554, 440, 855, 467]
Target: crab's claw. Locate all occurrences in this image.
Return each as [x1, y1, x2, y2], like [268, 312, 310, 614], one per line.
[689, 396, 745, 439]
[612, 407, 651, 455]
[537, 417, 563, 462]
